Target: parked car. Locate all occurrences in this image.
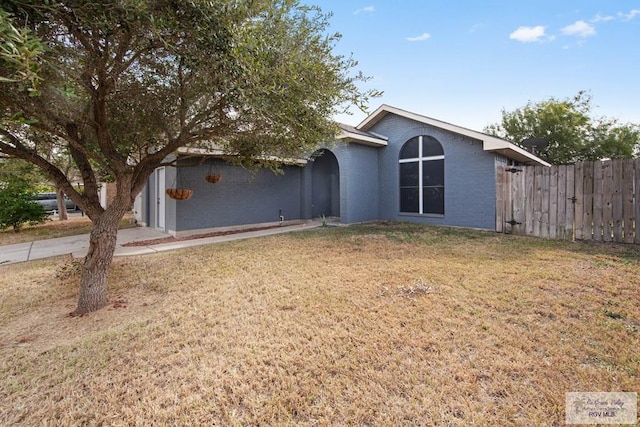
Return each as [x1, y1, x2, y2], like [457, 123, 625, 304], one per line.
[34, 192, 77, 212]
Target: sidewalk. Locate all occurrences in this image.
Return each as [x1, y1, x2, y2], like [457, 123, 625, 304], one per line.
[0, 222, 321, 266]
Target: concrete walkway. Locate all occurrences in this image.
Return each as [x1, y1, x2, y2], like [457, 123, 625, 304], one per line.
[0, 222, 321, 266]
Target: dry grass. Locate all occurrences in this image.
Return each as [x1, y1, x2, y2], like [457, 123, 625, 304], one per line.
[0, 223, 638, 426]
[0, 214, 135, 246]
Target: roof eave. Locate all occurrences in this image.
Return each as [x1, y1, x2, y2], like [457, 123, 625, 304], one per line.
[337, 131, 388, 147]
[357, 104, 550, 166]
[176, 147, 308, 165]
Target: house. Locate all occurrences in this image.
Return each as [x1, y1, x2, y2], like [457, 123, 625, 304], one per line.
[137, 104, 549, 236]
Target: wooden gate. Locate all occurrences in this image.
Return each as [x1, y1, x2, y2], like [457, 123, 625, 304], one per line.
[496, 159, 640, 243]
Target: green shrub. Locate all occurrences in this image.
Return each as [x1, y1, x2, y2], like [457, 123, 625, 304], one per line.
[0, 178, 49, 232]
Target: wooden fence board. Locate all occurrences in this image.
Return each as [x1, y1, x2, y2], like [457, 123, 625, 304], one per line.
[582, 161, 594, 241]
[525, 166, 535, 235]
[497, 159, 638, 244]
[636, 159, 640, 244]
[623, 159, 634, 244]
[504, 168, 513, 234]
[565, 164, 575, 241]
[602, 160, 613, 242]
[574, 162, 585, 240]
[533, 166, 543, 237]
[592, 161, 603, 241]
[540, 167, 550, 238]
[512, 169, 525, 235]
[549, 166, 559, 239]
[612, 160, 624, 242]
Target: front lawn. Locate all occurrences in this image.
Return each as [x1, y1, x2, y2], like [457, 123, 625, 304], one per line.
[0, 223, 638, 425]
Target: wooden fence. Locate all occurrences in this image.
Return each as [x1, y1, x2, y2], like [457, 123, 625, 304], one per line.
[496, 159, 640, 244]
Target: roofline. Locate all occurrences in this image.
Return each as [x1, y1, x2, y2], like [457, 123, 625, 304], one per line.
[357, 104, 551, 166]
[336, 129, 388, 147]
[176, 147, 308, 165]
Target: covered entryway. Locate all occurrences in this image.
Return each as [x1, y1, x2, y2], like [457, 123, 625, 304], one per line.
[311, 149, 340, 219]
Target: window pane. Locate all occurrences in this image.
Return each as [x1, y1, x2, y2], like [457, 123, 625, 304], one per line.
[422, 159, 444, 186]
[423, 186, 444, 214]
[400, 187, 420, 213]
[400, 137, 419, 159]
[422, 136, 444, 157]
[400, 162, 419, 186]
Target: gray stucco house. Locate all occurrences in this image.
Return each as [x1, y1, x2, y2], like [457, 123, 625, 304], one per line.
[137, 105, 548, 236]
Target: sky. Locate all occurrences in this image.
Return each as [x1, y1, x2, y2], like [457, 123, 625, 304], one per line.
[304, 1, 640, 132]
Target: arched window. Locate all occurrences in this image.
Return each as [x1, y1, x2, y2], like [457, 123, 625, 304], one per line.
[399, 136, 444, 214]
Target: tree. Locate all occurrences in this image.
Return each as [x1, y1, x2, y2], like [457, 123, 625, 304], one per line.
[485, 91, 640, 164]
[0, 174, 48, 232]
[0, 1, 378, 314]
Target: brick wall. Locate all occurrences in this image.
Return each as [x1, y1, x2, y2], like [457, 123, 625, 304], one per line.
[370, 114, 497, 230]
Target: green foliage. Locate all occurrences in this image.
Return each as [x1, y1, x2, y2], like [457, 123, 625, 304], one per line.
[485, 91, 640, 164]
[0, 157, 46, 187]
[0, 176, 48, 232]
[0, 8, 44, 94]
[0, 0, 379, 212]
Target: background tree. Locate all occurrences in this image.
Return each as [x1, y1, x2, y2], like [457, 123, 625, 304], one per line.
[0, 1, 378, 314]
[0, 159, 49, 233]
[485, 91, 640, 164]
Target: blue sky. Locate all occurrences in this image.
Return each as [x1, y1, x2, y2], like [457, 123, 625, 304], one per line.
[306, 1, 640, 132]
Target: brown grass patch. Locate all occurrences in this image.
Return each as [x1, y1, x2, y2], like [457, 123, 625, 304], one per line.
[0, 223, 638, 425]
[0, 213, 135, 246]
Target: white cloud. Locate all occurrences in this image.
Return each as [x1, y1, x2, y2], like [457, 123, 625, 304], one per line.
[354, 6, 375, 15]
[619, 9, 640, 20]
[509, 26, 547, 43]
[590, 13, 615, 23]
[406, 32, 431, 42]
[561, 20, 596, 37]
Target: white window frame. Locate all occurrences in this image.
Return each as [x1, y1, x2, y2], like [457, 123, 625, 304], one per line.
[399, 135, 444, 215]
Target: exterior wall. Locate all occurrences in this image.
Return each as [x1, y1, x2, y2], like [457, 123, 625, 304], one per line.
[173, 158, 305, 232]
[371, 114, 497, 230]
[329, 143, 380, 224]
[164, 165, 178, 233]
[140, 112, 504, 233]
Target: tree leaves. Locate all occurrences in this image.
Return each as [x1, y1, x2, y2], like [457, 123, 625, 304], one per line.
[485, 91, 640, 164]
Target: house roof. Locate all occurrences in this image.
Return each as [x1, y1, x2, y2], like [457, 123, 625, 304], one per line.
[337, 123, 388, 147]
[356, 104, 551, 166]
[176, 146, 308, 165]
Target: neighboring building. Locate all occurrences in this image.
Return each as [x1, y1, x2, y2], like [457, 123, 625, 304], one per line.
[138, 105, 548, 236]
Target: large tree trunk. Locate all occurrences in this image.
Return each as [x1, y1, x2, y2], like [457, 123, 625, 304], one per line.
[73, 206, 126, 315]
[56, 186, 68, 221]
